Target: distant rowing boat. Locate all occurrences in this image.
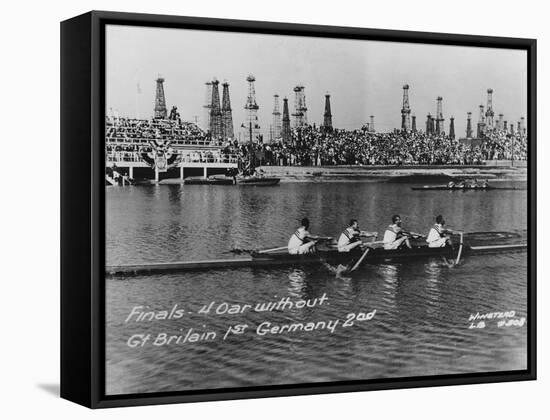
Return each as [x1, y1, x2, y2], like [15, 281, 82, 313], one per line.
[411, 185, 524, 191]
[106, 231, 527, 276]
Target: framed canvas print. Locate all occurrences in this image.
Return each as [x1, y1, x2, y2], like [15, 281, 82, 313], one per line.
[60, 11, 536, 408]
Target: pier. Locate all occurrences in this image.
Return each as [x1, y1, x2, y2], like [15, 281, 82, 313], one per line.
[106, 146, 238, 183]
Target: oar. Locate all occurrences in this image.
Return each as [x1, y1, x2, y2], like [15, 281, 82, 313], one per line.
[454, 232, 464, 266]
[364, 240, 385, 246]
[258, 237, 333, 254]
[359, 231, 378, 238]
[257, 246, 288, 254]
[314, 236, 334, 241]
[348, 247, 370, 272]
[227, 248, 255, 255]
[227, 246, 287, 255]
[402, 231, 425, 239]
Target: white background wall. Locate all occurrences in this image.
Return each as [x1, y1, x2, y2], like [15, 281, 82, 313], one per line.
[0, 0, 546, 417]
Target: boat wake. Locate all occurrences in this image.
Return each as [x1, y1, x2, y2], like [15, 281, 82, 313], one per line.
[321, 261, 353, 280]
[288, 269, 306, 282]
[427, 258, 456, 269]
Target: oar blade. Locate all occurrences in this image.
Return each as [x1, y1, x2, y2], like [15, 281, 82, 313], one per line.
[349, 248, 370, 272]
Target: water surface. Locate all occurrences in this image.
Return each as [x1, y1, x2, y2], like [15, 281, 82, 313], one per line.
[106, 182, 527, 395]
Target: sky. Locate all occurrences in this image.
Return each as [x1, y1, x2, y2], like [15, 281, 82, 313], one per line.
[106, 24, 527, 138]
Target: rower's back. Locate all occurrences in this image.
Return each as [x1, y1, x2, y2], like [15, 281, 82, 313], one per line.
[383, 224, 399, 245]
[288, 226, 307, 251]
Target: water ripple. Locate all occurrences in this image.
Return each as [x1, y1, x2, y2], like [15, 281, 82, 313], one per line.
[106, 183, 527, 395]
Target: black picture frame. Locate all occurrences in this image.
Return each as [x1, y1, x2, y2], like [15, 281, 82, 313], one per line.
[61, 10, 537, 409]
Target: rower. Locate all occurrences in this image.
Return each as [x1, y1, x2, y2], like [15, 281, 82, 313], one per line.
[383, 215, 412, 250]
[447, 180, 455, 189]
[337, 219, 377, 252]
[481, 179, 489, 188]
[288, 218, 322, 255]
[456, 179, 466, 189]
[426, 215, 454, 248]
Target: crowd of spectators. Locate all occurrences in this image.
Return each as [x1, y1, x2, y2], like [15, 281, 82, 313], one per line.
[105, 117, 527, 167]
[480, 128, 528, 161]
[249, 125, 528, 166]
[106, 117, 210, 146]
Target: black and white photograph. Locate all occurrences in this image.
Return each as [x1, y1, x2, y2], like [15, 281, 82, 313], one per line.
[103, 20, 531, 397]
[3, 0, 550, 415]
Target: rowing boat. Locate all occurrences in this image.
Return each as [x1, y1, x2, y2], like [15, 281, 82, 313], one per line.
[106, 231, 527, 276]
[411, 185, 524, 191]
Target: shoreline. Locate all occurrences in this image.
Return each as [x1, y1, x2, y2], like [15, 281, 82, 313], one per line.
[140, 163, 527, 185]
[257, 163, 527, 183]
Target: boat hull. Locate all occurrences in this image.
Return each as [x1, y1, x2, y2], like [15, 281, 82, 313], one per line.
[250, 246, 457, 268]
[411, 185, 522, 191]
[237, 176, 280, 186]
[107, 240, 527, 276]
[184, 176, 234, 185]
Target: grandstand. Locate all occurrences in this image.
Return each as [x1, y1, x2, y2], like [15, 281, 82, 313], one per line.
[251, 125, 528, 167]
[105, 117, 212, 146]
[105, 116, 239, 182]
[104, 115, 527, 183]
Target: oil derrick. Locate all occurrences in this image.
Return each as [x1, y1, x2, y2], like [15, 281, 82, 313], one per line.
[300, 87, 308, 125]
[497, 113, 504, 131]
[426, 114, 433, 134]
[477, 105, 486, 138]
[281, 97, 291, 144]
[203, 81, 213, 131]
[485, 89, 495, 129]
[411, 114, 417, 132]
[466, 112, 473, 138]
[221, 81, 234, 140]
[209, 79, 223, 139]
[518, 117, 526, 137]
[244, 74, 260, 143]
[292, 86, 308, 127]
[435, 96, 444, 135]
[154, 76, 167, 119]
[369, 115, 375, 133]
[401, 84, 411, 132]
[271, 94, 282, 141]
[323, 93, 333, 131]
[449, 117, 455, 139]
